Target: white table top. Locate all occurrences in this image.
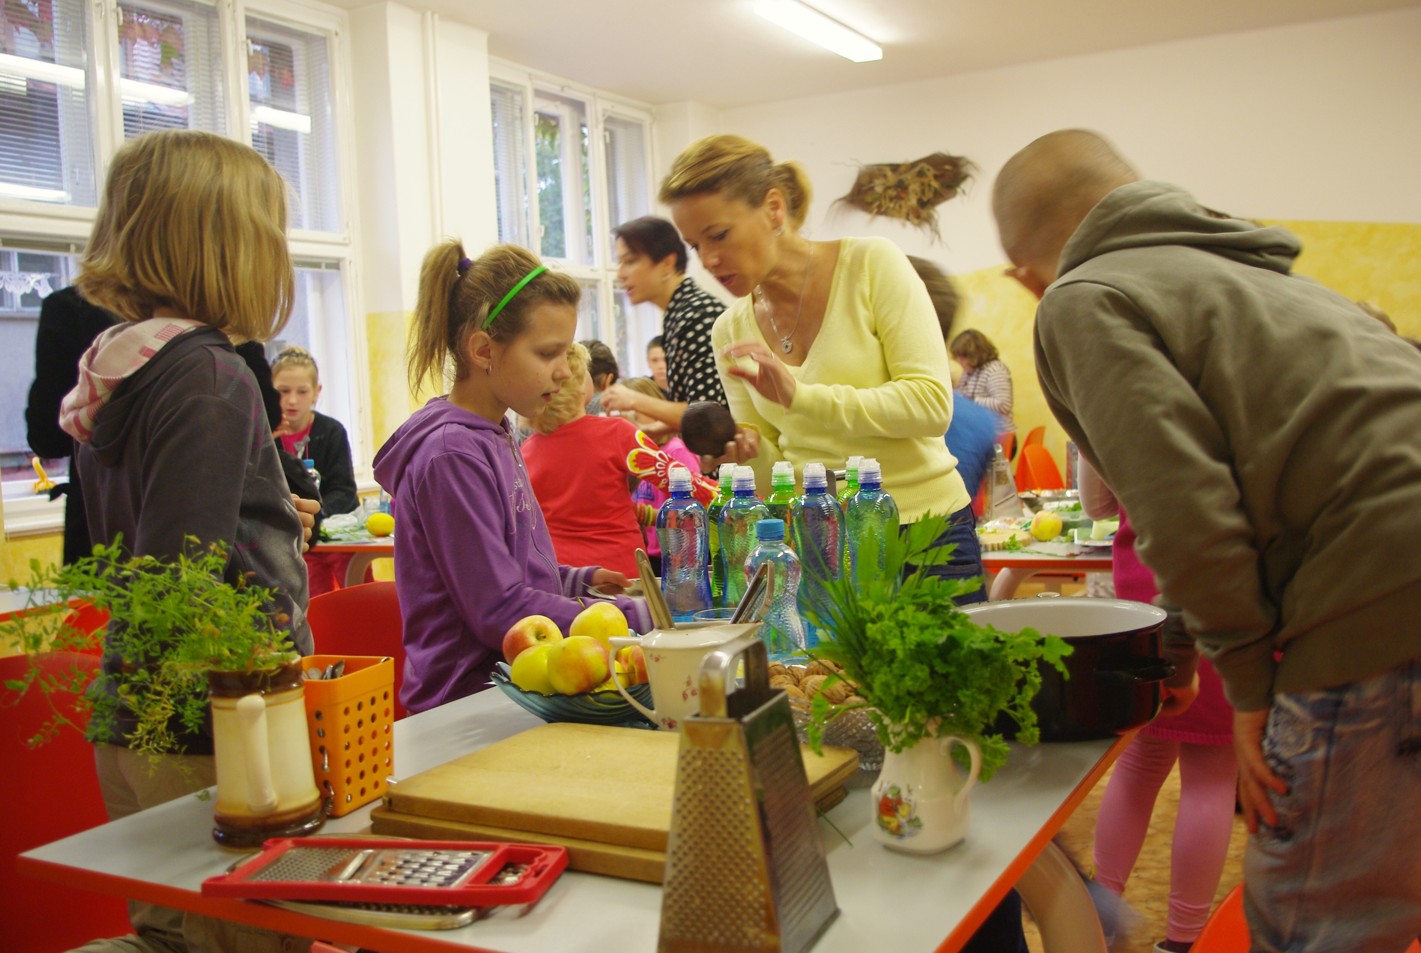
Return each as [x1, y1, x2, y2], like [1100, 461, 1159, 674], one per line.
[22, 687, 1119, 953]
[0, 587, 62, 623]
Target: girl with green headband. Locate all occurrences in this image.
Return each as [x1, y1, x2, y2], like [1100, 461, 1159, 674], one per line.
[372, 241, 651, 713]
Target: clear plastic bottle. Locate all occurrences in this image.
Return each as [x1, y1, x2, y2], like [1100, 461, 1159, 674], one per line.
[656, 466, 712, 622]
[744, 518, 805, 659]
[303, 458, 320, 486]
[836, 454, 862, 504]
[706, 463, 736, 607]
[845, 457, 899, 584]
[717, 466, 769, 608]
[789, 462, 842, 649]
[765, 461, 796, 524]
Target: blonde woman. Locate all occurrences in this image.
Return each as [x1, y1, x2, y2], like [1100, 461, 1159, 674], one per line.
[521, 342, 647, 576]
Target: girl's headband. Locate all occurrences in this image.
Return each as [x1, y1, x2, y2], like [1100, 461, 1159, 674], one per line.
[482, 265, 548, 330]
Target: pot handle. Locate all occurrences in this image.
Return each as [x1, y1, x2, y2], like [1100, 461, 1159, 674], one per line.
[236, 693, 279, 816]
[937, 734, 982, 813]
[1094, 656, 1176, 684]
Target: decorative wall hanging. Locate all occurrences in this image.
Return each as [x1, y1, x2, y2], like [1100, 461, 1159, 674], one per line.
[835, 152, 975, 240]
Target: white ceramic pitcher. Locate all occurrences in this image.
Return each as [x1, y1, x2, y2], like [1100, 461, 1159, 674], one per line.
[870, 733, 981, 853]
[607, 623, 761, 731]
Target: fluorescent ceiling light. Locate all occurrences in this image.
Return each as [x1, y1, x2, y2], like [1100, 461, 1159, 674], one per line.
[754, 0, 882, 63]
[250, 105, 312, 134]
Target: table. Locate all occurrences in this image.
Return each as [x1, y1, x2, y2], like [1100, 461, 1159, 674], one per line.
[21, 689, 1127, 953]
[317, 537, 394, 587]
[1, 587, 64, 624]
[981, 542, 1113, 601]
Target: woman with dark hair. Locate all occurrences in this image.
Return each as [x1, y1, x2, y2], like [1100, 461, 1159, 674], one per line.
[600, 215, 726, 427]
[950, 328, 1015, 436]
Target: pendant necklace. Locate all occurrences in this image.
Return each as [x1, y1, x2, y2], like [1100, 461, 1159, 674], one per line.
[756, 242, 815, 354]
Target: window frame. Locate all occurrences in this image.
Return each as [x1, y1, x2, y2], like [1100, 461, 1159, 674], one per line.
[0, 0, 368, 537]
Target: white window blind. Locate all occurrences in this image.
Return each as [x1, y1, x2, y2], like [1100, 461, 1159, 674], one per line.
[603, 113, 650, 246]
[264, 262, 353, 440]
[490, 80, 529, 248]
[246, 15, 341, 233]
[0, 0, 96, 205]
[117, 0, 227, 140]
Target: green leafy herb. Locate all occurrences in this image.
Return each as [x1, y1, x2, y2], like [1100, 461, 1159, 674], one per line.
[804, 514, 1071, 781]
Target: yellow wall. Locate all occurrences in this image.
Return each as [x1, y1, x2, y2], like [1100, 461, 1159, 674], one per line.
[951, 220, 1421, 475]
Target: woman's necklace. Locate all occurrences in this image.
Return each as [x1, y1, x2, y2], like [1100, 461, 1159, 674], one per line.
[756, 242, 815, 354]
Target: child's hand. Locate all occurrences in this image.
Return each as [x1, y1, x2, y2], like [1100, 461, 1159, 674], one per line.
[590, 568, 630, 595]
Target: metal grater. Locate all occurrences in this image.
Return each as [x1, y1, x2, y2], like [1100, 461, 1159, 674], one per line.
[658, 631, 838, 953]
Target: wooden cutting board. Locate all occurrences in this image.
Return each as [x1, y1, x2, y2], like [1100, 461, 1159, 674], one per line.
[369, 722, 857, 883]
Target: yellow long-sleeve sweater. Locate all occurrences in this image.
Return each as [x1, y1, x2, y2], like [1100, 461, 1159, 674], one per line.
[711, 236, 970, 522]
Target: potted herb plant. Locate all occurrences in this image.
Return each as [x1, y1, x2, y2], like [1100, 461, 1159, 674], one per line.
[2, 538, 324, 846]
[803, 514, 1072, 853]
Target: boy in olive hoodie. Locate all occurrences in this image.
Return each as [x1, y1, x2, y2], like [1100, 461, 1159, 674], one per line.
[994, 129, 1421, 952]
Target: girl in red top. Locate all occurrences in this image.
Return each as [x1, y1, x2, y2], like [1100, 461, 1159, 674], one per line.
[522, 343, 646, 577]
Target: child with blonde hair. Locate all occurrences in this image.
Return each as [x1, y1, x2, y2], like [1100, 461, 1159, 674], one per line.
[373, 243, 650, 713]
[61, 129, 313, 953]
[521, 345, 647, 576]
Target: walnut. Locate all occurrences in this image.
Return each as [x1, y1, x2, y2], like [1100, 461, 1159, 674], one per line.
[801, 674, 829, 698]
[804, 659, 840, 678]
[781, 684, 807, 700]
[769, 674, 798, 690]
[820, 679, 855, 705]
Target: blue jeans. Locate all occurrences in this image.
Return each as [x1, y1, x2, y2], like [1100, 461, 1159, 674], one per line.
[1245, 659, 1421, 953]
[909, 503, 988, 607]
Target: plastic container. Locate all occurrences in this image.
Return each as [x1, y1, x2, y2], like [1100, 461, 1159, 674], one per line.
[303, 654, 395, 817]
[717, 466, 769, 608]
[845, 458, 899, 584]
[764, 461, 796, 523]
[706, 463, 736, 607]
[656, 466, 713, 622]
[744, 519, 805, 659]
[789, 462, 842, 649]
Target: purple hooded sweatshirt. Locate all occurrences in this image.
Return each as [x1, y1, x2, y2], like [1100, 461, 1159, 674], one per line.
[373, 397, 651, 713]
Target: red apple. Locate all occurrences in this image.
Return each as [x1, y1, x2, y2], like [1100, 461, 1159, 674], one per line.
[614, 644, 648, 686]
[546, 636, 611, 695]
[502, 614, 564, 663]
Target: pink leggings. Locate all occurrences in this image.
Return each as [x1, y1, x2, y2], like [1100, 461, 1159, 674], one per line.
[1092, 733, 1239, 943]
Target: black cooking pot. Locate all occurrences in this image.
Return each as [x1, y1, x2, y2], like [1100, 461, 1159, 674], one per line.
[962, 598, 1173, 742]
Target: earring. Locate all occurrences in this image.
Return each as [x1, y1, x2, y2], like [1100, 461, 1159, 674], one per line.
[776, 223, 785, 236]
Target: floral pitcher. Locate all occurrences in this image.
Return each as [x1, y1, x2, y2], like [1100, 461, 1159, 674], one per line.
[870, 733, 981, 853]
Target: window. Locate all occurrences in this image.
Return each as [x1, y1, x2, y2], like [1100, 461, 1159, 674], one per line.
[0, 1, 361, 534]
[0, 0, 96, 205]
[489, 64, 655, 380]
[116, 0, 227, 140]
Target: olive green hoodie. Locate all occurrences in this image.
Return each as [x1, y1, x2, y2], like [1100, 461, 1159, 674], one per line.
[1033, 181, 1421, 711]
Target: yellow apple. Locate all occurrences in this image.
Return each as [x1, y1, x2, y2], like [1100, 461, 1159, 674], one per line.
[569, 601, 630, 658]
[502, 614, 564, 663]
[546, 636, 611, 695]
[614, 644, 648, 686]
[508, 643, 557, 694]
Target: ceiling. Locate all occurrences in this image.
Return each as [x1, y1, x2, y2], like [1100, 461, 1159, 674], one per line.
[322, 0, 1420, 109]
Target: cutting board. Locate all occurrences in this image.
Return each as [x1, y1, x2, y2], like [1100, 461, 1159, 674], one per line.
[370, 722, 857, 883]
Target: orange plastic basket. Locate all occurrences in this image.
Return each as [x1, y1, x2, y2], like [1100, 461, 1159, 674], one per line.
[303, 654, 395, 817]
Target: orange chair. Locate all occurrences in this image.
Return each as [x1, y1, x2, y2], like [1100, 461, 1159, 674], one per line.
[996, 431, 1015, 462]
[2, 652, 132, 950]
[307, 581, 408, 720]
[1195, 883, 1421, 952]
[1015, 443, 1065, 492]
[1021, 425, 1046, 451]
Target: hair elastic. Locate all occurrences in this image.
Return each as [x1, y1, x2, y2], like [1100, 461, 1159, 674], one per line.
[482, 265, 547, 329]
[457, 257, 472, 275]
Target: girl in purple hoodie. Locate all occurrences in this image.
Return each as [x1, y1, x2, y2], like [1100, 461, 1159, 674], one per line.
[374, 243, 651, 713]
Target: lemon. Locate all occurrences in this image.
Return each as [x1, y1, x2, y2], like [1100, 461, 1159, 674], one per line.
[365, 512, 395, 537]
[1030, 510, 1063, 542]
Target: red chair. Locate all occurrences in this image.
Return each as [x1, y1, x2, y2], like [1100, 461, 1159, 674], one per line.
[1, 651, 132, 950]
[1015, 443, 1065, 492]
[307, 582, 407, 720]
[1195, 883, 1421, 952]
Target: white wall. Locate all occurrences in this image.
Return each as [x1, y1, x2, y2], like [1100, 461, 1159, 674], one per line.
[707, 7, 1421, 276]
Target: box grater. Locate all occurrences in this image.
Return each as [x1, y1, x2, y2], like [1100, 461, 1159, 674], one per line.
[658, 631, 838, 953]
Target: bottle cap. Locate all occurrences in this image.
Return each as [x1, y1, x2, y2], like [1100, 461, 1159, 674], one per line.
[771, 461, 794, 486]
[718, 462, 736, 485]
[802, 462, 827, 488]
[755, 518, 785, 541]
[303, 459, 316, 469]
[845, 455, 863, 473]
[668, 465, 692, 491]
[732, 465, 757, 491]
[859, 457, 882, 483]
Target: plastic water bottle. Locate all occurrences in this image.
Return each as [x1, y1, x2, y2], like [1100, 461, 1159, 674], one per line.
[789, 462, 842, 648]
[656, 466, 712, 622]
[706, 463, 736, 607]
[845, 458, 899, 584]
[717, 466, 769, 608]
[837, 455, 862, 504]
[303, 458, 320, 486]
[765, 461, 796, 523]
[744, 519, 805, 659]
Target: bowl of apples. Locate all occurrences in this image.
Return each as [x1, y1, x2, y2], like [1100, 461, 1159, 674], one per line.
[491, 605, 655, 729]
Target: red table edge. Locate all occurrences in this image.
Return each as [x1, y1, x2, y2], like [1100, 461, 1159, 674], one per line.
[980, 554, 1113, 572]
[934, 729, 1136, 953]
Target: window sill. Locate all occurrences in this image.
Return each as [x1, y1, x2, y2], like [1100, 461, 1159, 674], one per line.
[2, 494, 64, 538]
